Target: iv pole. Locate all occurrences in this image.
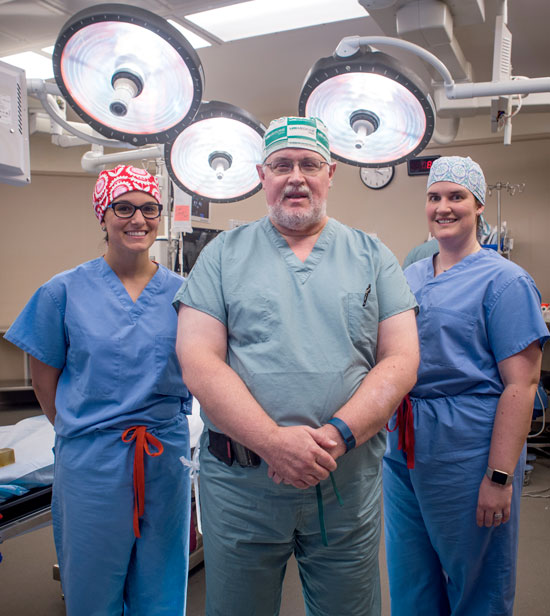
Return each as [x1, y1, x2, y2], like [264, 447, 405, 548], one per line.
[487, 182, 525, 256]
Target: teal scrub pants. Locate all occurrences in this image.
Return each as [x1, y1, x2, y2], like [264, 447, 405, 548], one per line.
[52, 414, 190, 616]
[199, 431, 383, 616]
[383, 448, 525, 616]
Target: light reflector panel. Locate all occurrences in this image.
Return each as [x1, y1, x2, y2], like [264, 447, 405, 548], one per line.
[166, 101, 265, 203]
[53, 3, 204, 145]
[299, 49, 435, 167]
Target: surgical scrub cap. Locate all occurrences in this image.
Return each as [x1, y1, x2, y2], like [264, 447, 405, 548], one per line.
[93, 165, 161, 221]
[262, 116, 331, 163]
[427, 156, 486, 205]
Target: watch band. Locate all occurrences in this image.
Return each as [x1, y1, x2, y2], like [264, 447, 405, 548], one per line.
[486, 466, 514, 486]
[327, 417, 356, 453]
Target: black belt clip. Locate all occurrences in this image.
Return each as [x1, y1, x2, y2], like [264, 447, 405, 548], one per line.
[208, 429, 261, 468]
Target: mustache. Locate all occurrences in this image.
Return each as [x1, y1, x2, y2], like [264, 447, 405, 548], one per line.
[282, 185, 312, 199]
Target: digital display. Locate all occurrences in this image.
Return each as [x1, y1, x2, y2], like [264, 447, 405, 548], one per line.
[407, 155, 440, 176]
[191, 196, 210, 220]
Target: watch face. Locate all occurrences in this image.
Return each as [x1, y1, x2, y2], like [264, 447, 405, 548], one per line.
[491, 470, 508, 486]
[360, 166, 395, 189]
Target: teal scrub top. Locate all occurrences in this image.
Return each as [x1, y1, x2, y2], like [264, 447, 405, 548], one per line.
[175, 216, 417, 454]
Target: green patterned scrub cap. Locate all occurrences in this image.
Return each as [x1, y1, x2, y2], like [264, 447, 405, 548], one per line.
[262, 116, 331, 163]
[427, 156, 486, 205]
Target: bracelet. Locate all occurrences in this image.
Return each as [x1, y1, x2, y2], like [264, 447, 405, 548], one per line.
[327, 417, 356, 453]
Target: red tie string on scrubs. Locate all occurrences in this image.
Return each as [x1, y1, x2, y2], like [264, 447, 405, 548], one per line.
[386, 395, 415, 469]
[122, 426, 164, 538]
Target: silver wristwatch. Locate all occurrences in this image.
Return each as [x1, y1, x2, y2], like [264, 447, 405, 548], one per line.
[486, 466, 513, 486]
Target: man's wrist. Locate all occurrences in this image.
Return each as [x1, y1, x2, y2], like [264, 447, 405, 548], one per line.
[327, 417, 356, 453]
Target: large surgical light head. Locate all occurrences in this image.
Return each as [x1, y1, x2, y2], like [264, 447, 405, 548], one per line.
[165, 100, 265, 203]
[299, 46, 435, 167]
[52, 3, 204, 145]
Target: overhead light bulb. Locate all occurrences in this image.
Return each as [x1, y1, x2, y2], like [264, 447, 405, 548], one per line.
[350, 110, 380, 149]
[109, 68, 144, 117]
[208, 152, 233, 180]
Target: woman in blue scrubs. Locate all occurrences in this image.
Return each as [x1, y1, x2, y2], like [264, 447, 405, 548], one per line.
[5, 165, 192, 615]
[384, 156, 548, 616]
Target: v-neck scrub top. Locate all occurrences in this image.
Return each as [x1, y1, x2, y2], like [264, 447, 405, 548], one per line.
[175, 216, 417, 447]
[5, 257, 191, 437]
[386, 248, 549, 464]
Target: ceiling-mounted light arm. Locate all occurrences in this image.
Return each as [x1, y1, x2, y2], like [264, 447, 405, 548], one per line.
[81, 144, 164, 174]
[27, 78, 136, 150]
[334, 36, 550, 100]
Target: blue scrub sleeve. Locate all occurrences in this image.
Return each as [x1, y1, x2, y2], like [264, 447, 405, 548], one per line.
[173, 235, 227, 326]
[487, 275, 549, 362]
[4, 283, 67, 369]
[376, 242, 418, 322]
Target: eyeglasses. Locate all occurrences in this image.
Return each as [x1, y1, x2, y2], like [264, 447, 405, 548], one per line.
[263, 158, 329, 176]
[110, 201, 163, 219]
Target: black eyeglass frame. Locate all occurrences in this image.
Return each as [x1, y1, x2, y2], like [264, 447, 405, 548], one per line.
[109, 201, 163, 219]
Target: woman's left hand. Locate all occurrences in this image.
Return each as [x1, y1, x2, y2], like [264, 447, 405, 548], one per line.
[476, 475, 513, 527]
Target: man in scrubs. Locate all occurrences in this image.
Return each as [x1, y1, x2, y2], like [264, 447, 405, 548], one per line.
[175, 117, 419, 616]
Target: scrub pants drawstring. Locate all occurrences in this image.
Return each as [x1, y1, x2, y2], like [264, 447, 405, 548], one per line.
[316, 472, 344, 546]
[386, 395, 415, 469]
[122, 426, 164, 538]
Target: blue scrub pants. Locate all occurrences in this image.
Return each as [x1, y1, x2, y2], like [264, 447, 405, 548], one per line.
[199, 431, 383, 616]
[383, 448, 525, 616]
[52, 414, 190, 616]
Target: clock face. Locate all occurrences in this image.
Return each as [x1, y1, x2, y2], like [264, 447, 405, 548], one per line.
[360, 166, 395, 189]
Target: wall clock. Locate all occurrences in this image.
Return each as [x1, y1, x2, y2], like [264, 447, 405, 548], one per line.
[360, 166, 395, 189]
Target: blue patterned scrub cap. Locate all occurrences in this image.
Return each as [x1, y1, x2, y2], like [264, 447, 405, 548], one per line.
[262, 116, 331, 163]
[427, 156, 486, 205]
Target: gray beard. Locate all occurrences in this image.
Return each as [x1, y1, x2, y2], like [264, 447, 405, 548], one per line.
[267, 195, 327, 231]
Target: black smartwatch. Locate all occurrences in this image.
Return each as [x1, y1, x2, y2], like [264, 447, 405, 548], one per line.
[486, 466, 513, 486]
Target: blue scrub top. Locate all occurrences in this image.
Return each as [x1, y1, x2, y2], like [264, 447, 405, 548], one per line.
[174, 216, 417, 456]
[386, 248, 548, 463]
[5, 257, 191, 437]
[406, 248, 548, 398]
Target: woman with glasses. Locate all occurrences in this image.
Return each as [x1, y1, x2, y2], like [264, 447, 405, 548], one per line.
[383, 156, 548, 616]
[5, 165, 192, 615]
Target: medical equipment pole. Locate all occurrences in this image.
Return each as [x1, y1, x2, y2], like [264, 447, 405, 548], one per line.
[487, 182, 525, 256]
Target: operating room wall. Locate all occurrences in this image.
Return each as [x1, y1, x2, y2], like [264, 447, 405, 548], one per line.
[1, 132, 549, 343]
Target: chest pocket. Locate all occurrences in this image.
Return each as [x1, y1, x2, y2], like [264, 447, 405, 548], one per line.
[68, 333, 121, 398]
[154, 336, 189, 398]
[418, 306, 476, 369]
[227, 293, 279, 347]
[345, 292, 378, 356]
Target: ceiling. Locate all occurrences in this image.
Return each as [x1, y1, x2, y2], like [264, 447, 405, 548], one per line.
[0, 0, 548, 132]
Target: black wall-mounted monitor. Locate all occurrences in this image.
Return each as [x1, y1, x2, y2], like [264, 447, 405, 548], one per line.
[191, 196, 210, 221]
[407, 155, 440, 176]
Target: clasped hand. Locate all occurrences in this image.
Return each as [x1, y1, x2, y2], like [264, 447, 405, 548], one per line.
[263, 424, 345, 489]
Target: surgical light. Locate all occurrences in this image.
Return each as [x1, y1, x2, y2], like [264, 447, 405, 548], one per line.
[299, 46, 435, 167]
[165, 101, 265, 203]
[301, 34, 550, 164]
[52, 3, 204, 145]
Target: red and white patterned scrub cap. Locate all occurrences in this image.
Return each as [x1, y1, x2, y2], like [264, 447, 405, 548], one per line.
[93, 165, 161, 221]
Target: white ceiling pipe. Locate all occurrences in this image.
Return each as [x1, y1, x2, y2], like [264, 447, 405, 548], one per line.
[334, 36, 550, 100]
[81, 145, 164, 174]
